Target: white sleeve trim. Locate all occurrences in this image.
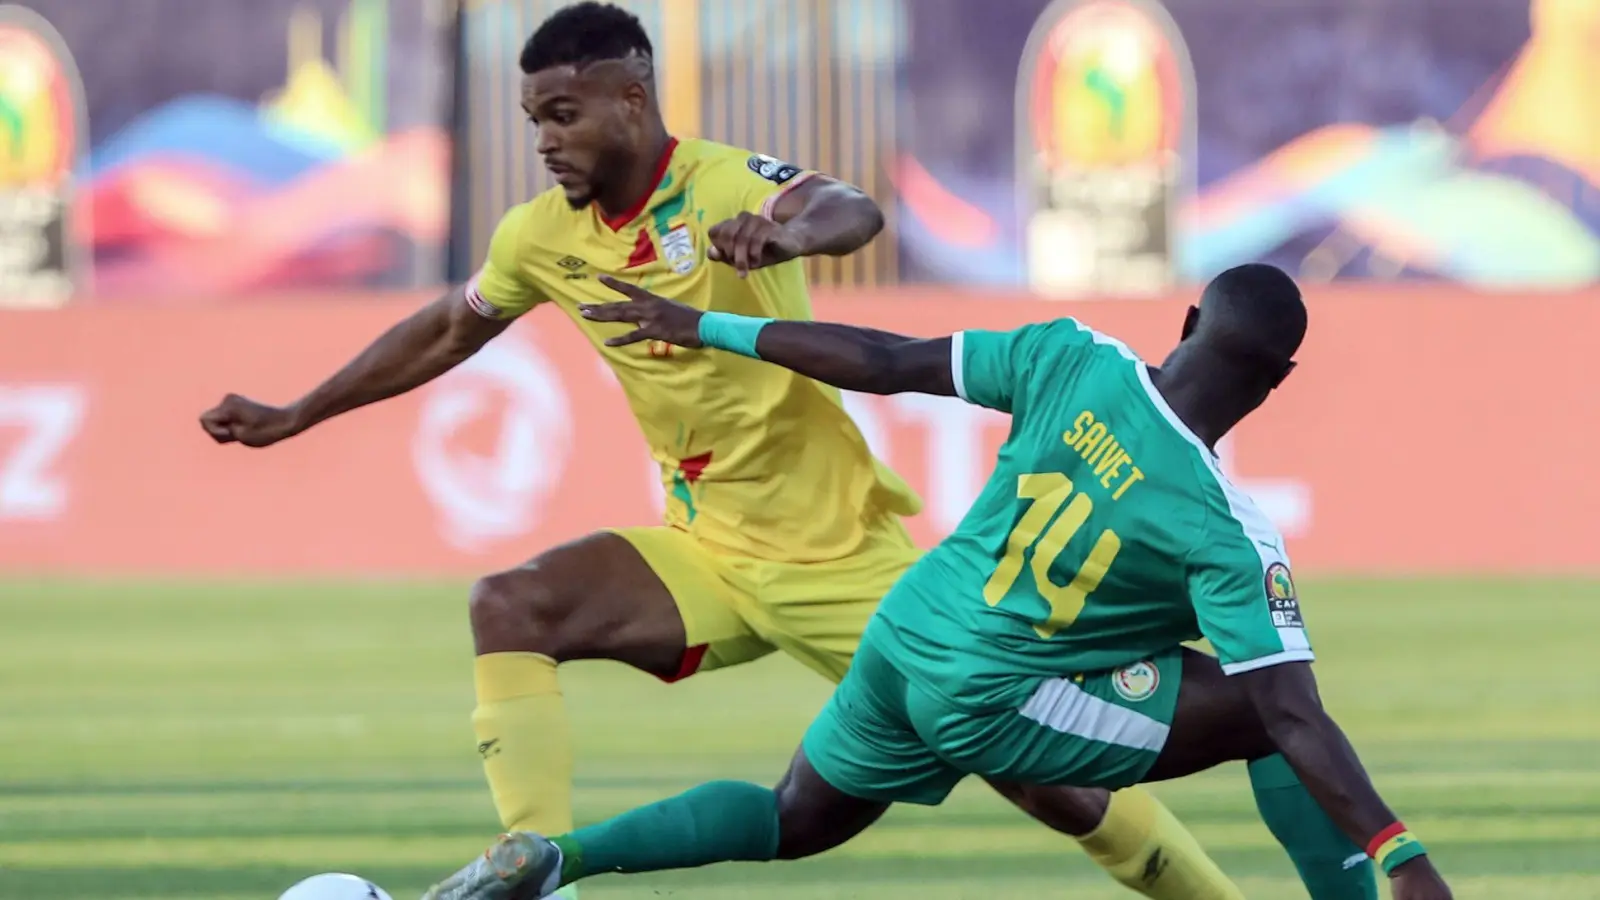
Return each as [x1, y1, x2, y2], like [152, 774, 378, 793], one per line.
[463, 273, 504, 320]
[950, 331, 971, 402]
[759, 171, 817, 219]
[1221, 649, 1316, 675]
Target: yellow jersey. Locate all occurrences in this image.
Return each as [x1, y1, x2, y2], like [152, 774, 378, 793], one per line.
[466, 137, 921, 562]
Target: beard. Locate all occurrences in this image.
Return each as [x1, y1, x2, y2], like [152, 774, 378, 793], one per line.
[562, 186, 595, 210]
[563, 143, 641, 211]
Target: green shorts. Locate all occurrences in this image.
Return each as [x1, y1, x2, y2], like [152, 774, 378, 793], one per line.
[802, 636, 1183, 805]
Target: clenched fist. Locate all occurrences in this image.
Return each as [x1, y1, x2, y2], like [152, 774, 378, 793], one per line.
[706, 212, 805, 277]
[199, 394, 301, 448]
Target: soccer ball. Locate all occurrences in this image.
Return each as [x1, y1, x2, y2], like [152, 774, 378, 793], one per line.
[278, 873, 394, 900]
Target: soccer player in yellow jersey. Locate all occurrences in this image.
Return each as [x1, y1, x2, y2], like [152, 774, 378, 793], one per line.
[199, 4, 1244, 899]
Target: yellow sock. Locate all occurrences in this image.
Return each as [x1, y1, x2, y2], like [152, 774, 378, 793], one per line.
[472, 652, 579, 898]
[1076, 786, 1244, 900]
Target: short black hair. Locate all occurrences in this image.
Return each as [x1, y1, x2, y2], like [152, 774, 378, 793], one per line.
[519, 2, 654, 75]
[1195, 263, 1307, 365]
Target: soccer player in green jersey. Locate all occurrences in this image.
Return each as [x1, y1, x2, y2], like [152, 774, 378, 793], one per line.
[424, 264, 1452, 900]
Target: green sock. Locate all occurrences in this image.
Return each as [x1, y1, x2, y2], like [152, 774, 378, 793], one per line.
[1249, 754, 1378, 900]
[551, 780, 781, 886]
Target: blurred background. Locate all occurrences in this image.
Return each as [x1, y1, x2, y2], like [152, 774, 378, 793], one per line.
[1, 0, 1597, 898]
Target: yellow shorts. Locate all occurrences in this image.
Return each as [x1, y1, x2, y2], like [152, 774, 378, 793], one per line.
[610, 522, 921, 684]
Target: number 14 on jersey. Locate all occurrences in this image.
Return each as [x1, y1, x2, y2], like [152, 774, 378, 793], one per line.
[982, 473, 1123, 638]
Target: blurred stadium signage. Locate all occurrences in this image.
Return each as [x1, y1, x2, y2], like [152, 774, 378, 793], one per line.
[1015, 0, 1194, 297]
[0, 383, 85, 521]
[0, 5, 86, 309]
[0, 289, 1596, 576]
[412, 332, 575, 552]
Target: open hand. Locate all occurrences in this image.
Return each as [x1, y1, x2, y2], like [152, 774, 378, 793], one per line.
[706, 212, 804, 277]
[199, 394, 301, 448]
[580, 275, 705, 349]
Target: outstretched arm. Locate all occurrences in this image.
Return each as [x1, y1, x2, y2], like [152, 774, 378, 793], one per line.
[203, 203, 541, 448]
[1241, 663, 1447, 893]
[287, 285, 510, 429]
[582, 275, 954, 397]
[735, 320, 954, 396]
[200, 284, 510, 447]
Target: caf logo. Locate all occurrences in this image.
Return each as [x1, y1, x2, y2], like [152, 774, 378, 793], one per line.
[0, 5, 88, 306]
[1265, 561, 1297, 601]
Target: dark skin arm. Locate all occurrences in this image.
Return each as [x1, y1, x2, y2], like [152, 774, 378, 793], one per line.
[1241, 663, 1451, 897]
[706, 175, 885, 277]
[199, 284, 510, 447]
[583, 276, 952, 397]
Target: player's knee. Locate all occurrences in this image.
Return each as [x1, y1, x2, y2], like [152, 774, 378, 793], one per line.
[771, 770, 884, 860]
[772, 781, 835, 860]
[468, 570, 580, 658]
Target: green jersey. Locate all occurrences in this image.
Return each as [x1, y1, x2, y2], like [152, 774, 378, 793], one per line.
[871, 318, 1314, 712]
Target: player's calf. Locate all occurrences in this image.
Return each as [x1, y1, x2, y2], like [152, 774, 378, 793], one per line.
[427, 751, 888, 900]
[468, 531, 692, 851]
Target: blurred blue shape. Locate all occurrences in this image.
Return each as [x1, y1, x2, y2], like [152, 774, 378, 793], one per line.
[1349, 172, 1600, 286]
[1181, 126, 1457, 279]
[87, 95, 336, 186]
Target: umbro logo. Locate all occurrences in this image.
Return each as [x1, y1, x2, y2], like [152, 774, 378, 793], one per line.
[1141, 849, 1169, 885]
[477, 738, 501, 758]
[557, 255, 588, 280]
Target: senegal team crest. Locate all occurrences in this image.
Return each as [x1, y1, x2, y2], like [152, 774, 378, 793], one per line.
[0, 5, 87, 307]
[1015, 0, 1194, 297]
[1111, 660, 1160, 702]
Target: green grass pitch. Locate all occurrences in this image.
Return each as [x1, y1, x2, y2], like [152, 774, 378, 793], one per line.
[2, 578, 1597, 899]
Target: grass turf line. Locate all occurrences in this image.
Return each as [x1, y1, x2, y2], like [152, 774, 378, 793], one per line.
[1, 578, 1597, 899]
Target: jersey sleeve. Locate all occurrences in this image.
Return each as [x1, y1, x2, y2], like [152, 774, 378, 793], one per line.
[465, 204, 544, 320]
[731, 152, 818, 218]
[952, 319, 1094, 413]
[1187, 530, 1315, 675]
[951, 328, 1031, 412]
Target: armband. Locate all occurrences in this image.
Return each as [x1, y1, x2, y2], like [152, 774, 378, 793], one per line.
[1367, 823, 1427, 875]
[697, 312, 772, 359]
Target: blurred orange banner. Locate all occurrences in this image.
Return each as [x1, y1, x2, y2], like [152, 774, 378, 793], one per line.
[2, 287, 1597, 576]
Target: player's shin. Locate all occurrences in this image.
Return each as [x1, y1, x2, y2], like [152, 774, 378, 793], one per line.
[1249, 754, 1378, 900]
[1076, 787, 1245, 900]
[472, 652, 576, 827]
[549, 781, 782, 886]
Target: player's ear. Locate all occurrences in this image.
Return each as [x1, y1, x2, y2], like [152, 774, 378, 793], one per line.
[1180, 305, 1200, 341]
[622, 80, 650, 117]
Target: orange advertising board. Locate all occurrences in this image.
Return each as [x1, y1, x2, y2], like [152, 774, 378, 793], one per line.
[1, 287, 1597, 576]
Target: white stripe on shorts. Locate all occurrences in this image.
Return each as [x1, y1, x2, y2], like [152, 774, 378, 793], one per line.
[1018, 676, 1170, 753]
